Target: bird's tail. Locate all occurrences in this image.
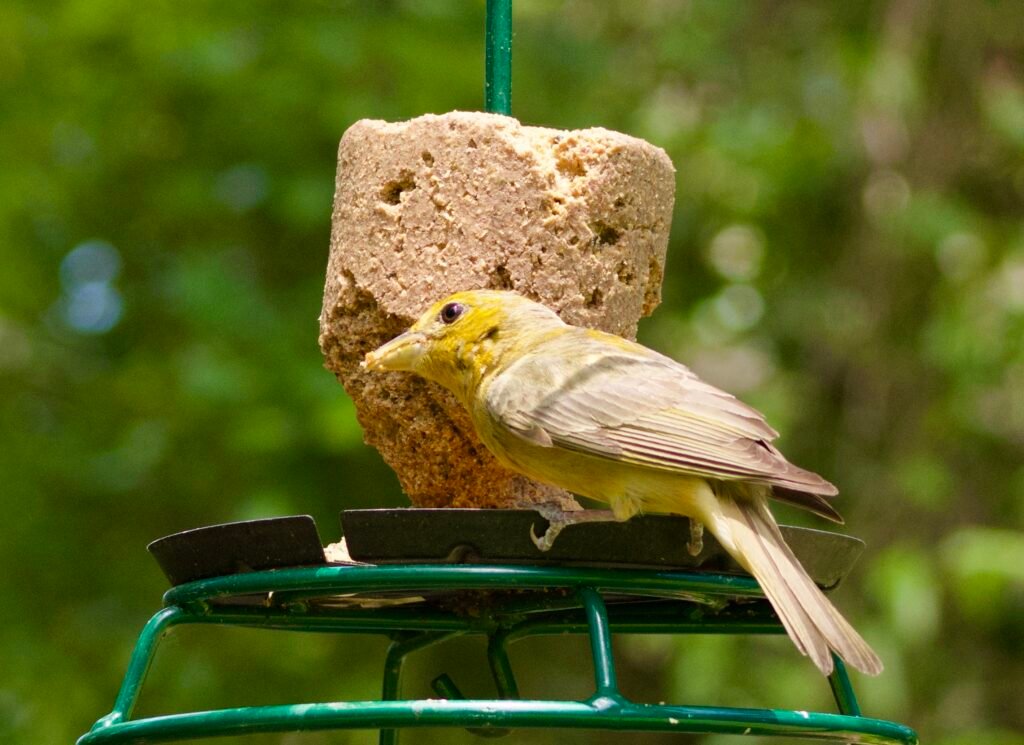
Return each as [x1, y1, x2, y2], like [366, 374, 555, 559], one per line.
[705, 491, 883, 677]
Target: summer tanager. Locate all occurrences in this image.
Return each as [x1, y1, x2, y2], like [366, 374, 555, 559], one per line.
[364, 289, 882, 676]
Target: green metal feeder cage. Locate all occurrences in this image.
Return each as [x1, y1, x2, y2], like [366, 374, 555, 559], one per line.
[79, 6, 917, 742]
[77, 511, 918, 744]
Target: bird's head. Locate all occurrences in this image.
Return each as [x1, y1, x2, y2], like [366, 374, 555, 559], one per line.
[363, 289, 563, 401]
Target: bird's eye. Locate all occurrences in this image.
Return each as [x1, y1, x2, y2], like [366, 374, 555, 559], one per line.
[439, 302, 465, 324]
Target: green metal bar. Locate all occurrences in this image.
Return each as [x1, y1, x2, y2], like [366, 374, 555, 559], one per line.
[502, 599, 785, 642]
[486, 632, 520, 699]
[163, 564, 764, 608]
[431, 673, 462, 699]
[828, 655, 862, 716]
[484, 0, 512, 114]
[579, 588, 621, 702]
[381, 632, 459, 745]
[382, 632, 457, 701]
[188, 605, 484, 633]
[77, 699, 918, 744]
[88, 606, 185, 732]
[431, 671, 514, 739]
[141, 596, 783, 639]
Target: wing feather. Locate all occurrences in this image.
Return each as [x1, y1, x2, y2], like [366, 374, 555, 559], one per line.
[487, 330, 837, 498]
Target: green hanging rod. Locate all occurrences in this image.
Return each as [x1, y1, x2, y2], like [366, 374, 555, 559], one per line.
[485, 0, 512, 114]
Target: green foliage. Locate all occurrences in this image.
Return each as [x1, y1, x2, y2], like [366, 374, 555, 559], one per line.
[1, 1, 1022, 743]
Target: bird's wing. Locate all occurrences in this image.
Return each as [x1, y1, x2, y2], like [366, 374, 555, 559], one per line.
[488, 332, 838, 498]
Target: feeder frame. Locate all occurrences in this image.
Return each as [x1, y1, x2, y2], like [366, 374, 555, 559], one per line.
[78, 563, 917, 745]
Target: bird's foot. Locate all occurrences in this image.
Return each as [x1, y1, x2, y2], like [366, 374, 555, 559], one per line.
[687, 519, 705, 557]
[529, 505, 619, 552]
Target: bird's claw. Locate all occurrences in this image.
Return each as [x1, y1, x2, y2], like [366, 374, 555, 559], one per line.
[687, 519, 704, 557]
[530, 521, 564, 552]
[529, 506, 622, 552]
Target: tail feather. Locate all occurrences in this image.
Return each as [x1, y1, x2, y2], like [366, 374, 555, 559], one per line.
[726, 498, 832, 672]
[708, 494, 883, 677]
[771, 486, 845, 524]
[750, 501, 883, 674]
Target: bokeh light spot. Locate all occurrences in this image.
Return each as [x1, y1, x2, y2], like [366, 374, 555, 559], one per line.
[215, 163, 270, 212]
[936, 232, 987, 282]
[862, 169, 910, 222]
[58, 241, 124, 335]
[706, 225, 764, 282]
[63, 282, 123, 335]
[713, 284, 765, 332]
[60, 240, 121, 288]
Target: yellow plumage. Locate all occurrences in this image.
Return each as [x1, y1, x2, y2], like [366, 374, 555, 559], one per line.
[364, 289, 882, 677]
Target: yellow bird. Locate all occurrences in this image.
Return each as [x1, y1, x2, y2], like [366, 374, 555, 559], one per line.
[364, 289, 882, 677]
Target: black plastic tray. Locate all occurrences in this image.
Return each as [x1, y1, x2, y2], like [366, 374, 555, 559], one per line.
[342, 509, 864, 590]
[148, 515, 326, 586]
[148, 510, 864, 593]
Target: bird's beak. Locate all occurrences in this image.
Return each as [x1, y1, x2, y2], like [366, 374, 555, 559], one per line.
[363, 330, 427, 372]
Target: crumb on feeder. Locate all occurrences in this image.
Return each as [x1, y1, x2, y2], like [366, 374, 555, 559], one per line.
[319, 111, 675, 509]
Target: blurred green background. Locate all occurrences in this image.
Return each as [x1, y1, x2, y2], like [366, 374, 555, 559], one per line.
[2, 1, 1023, 743]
